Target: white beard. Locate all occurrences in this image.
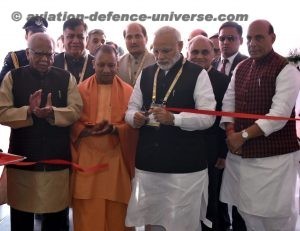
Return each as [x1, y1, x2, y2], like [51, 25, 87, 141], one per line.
[157, 52, 181, 71]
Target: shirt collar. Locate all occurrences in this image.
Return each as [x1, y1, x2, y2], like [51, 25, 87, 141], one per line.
[221, 52, 239, 64]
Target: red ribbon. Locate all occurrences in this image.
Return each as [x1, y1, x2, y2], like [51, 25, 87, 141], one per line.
[1, 108, 298, 170]
[1, 154, 108, 173]
[166, 107, 300, 121]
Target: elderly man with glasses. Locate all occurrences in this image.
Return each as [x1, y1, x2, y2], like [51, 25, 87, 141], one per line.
[187, 35, 230, 231]
[0, 33, 82, 231]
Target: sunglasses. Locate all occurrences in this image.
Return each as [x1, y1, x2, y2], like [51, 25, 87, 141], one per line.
[218, 35, 237, 42]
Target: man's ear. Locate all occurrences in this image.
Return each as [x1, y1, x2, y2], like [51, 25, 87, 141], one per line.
[271, 33, 276, 44]
[178, 41, 183, 52]
[240, 36, 243, 45]
[25, 48, 30, 61]
[92, 59, 95, 69]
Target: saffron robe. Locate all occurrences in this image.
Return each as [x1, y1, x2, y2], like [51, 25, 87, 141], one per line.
[71, 74, 138, 201]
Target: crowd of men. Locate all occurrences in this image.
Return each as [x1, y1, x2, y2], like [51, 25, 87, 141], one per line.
[0, 15, 299, 231]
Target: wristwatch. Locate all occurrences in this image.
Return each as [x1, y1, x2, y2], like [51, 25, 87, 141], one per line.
[241, 129, 249, 140]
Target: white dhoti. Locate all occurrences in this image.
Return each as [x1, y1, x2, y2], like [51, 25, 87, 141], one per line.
[220, 151, 299, 230]
[126, 168, 208, 231]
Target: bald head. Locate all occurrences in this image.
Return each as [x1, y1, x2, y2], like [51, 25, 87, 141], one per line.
[188, 28, 208, 41]
[187, 35, 214, 69]
[247, 19, 276, 60]
[249, 19, 274, 35]
[27, 33, 54, 50]
[93, 44, 118, 84]
[189, 35, 213, 47]
[26, 33, 55, 73]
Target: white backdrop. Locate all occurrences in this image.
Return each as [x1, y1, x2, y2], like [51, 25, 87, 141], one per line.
[0, 0, 300, 228]
[0, 0, 299, 63]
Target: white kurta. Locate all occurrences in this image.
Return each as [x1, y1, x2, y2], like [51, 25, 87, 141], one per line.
[126, 68, 216, 130]
[125, 62, 216, 231]
[220, 64, 300, 218]
[126, 169, 208, 231]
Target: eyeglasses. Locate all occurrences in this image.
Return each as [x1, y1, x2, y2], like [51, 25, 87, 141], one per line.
[29, 49, 54, 58]
[218, 35, 237, 42]
[190, 49, 211, 56]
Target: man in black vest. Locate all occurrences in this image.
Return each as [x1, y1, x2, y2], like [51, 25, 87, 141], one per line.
[220, 19, 300, 231]
[0, 33, 82, 231]
[125, 26, 216, 231]
[0, 16, 48, 84]
[187, 35, 230, 231]
[53, 18, 94, 84]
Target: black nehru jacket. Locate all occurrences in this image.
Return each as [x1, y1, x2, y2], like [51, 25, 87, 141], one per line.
[9, 66, 71, 171]
[136, 56, 208, 173]
[204, 67, 230, 163]
[53, 52, 94, 83]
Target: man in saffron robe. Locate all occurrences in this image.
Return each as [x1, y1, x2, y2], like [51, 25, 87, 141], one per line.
[71, 44, 138, 231]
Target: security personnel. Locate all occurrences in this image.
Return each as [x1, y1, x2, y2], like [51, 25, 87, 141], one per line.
[0, 16, 48, 84]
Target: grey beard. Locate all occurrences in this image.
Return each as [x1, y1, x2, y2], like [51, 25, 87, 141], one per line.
[157, 52, 181, 71]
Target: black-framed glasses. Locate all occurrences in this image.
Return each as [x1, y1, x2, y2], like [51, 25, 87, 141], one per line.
[29, 48, 54, 58]
[218, 35, 237, 42]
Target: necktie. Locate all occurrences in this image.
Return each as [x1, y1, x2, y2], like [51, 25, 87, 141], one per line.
[220, 59, 229, 74]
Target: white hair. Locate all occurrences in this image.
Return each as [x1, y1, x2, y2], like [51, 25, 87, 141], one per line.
[27, 33, 54, 51]
[154, 26, 181, 42]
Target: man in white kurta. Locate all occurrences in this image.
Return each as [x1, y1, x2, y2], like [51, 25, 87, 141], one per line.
[220, 19, 300, 231]
[125, 26, 216, 231]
